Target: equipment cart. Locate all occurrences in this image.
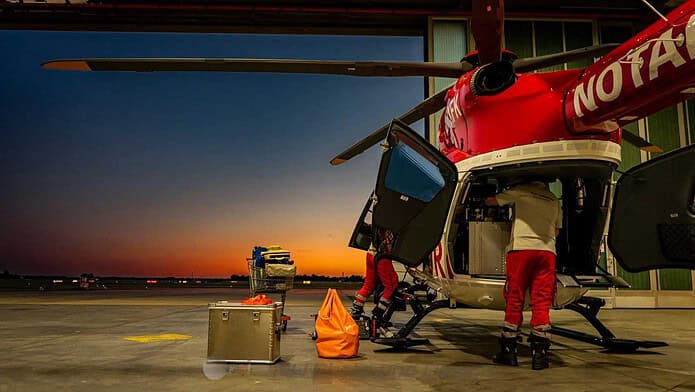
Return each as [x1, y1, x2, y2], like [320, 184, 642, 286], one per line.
[247, 245, 296, 331]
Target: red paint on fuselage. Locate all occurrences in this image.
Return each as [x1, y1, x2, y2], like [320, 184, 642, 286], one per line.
[565, 1, 695, 133]
[438, 69, 621, 164]
[438, 0, 695, 164]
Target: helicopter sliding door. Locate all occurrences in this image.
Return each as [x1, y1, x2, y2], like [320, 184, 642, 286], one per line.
[367, 120, 458, 268]
[608, 144, 695, 272]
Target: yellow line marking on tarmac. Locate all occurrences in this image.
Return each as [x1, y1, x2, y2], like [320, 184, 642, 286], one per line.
[123, 334, 192, 343]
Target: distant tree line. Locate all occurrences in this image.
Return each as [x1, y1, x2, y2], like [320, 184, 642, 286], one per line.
[0, 270, 364, 282]
[230, 274, 364, 282]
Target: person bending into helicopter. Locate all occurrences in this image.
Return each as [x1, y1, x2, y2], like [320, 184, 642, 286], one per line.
[349, 234, 399, 338]
[485, 177, 562, 370]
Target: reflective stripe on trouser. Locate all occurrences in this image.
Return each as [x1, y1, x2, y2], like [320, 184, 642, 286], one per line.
[357, 252, 399, 303]
[503, 250, 556, 331]
[354, 294, 368, 305]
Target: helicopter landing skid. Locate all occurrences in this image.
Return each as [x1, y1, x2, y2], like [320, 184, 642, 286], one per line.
[552, 296, 668, 353]
[371, 298, 451, 349]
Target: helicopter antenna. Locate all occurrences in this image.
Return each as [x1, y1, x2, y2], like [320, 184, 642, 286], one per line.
[638, 0, 671, 25]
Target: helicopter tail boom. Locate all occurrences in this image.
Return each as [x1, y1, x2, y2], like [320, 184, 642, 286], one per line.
[564, 1, 695, 135]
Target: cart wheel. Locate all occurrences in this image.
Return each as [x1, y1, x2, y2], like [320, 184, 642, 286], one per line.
[282, 319, 288, 332]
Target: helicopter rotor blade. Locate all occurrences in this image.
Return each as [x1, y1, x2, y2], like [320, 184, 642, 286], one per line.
[471, 0, 504, 65]
[622, 130, 662, 153]
[329, 87, 450, 166]
[512, 44, 621, 73]
[43, 58, 473, 78]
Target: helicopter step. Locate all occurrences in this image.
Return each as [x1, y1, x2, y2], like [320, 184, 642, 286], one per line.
[552, 296, 668, 353]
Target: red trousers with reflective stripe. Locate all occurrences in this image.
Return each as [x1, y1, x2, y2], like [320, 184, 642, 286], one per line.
[357, 252, 399, 302]
[503, 250, 556, 330]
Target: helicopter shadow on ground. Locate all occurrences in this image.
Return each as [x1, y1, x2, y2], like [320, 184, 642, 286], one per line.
[428, 321, 569, 368]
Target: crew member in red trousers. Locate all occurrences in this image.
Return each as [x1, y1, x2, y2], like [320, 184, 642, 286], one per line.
[349, 245, 399, 336]
[486, 178, 562, 370]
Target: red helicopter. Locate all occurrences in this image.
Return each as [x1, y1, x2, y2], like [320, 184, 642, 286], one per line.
[43, 0, 695, 351]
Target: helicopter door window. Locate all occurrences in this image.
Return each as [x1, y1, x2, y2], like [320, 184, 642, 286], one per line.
[348, 194, 375, 251]
[384, 143, 446, 203]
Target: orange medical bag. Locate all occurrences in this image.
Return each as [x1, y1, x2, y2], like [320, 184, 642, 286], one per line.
[314, 288, 360, 358]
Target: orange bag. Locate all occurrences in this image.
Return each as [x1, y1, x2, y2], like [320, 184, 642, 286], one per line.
[315, 288, 360, 358]
[241, 294, 274, 305]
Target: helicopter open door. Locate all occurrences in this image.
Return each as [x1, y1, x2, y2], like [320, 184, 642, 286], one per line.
[365, 120, 458, 268]
[608, 144, 695, 273]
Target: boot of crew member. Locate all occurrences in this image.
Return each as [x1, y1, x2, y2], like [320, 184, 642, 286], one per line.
[493, 326, 519, 366]
[371, 299, 394, 338]
[529, 334, 551, 370]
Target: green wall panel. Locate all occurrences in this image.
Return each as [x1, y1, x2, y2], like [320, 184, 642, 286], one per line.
[599, 24, 633, 46]
[505, 21, 533, 59]
[433, 21, 468, 94]
[564, 22, 594, 69]
[615, 125, 651, 291]
[659, 270, 693, 291]
[534, 22, 564, 72]
[648, 107, 692, 290]
[618, 124, 642, 173]
[648, 106, 681, 157]
[601, 23, 652, 290]
[431, 21, 468, 144]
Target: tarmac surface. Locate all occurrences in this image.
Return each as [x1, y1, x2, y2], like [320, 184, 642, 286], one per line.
[1, 288, 694, 392]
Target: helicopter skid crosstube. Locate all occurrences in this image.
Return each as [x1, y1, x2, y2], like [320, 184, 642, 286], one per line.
[552, 297, 668, 353]
[370, 298, 452, 349]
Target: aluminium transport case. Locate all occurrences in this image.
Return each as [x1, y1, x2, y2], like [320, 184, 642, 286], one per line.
[207, 301, 283, 364]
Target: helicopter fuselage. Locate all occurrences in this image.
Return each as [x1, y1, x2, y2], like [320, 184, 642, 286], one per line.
[414, 2, 695, 310]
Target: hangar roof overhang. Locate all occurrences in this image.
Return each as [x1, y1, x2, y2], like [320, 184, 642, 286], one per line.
[0, 0, 686, 36]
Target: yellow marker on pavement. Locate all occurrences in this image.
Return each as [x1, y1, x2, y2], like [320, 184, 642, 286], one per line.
[123, 334, 192, 343]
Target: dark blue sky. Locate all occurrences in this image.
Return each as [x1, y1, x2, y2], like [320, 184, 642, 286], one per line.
[0, 31, 425, 276]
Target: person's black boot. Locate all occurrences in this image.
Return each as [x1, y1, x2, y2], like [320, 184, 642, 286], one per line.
[530, 335, 551, 370]
[492, 336, 518, 366]
[349, 302, 364, 320]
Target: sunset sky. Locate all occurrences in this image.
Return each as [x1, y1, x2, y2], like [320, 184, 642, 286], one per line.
[0, 31, 424, 277]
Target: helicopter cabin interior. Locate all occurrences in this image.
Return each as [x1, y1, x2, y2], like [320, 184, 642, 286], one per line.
[449, 160, 623, 287]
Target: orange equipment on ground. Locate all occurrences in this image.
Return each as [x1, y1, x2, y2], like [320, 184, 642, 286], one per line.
[314, 289, 360, 359]
[241, 294, 274, 305]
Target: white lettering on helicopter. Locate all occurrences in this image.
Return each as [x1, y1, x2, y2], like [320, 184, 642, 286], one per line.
[573, 15, 695, 118]
[443, 89, 464, 150]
